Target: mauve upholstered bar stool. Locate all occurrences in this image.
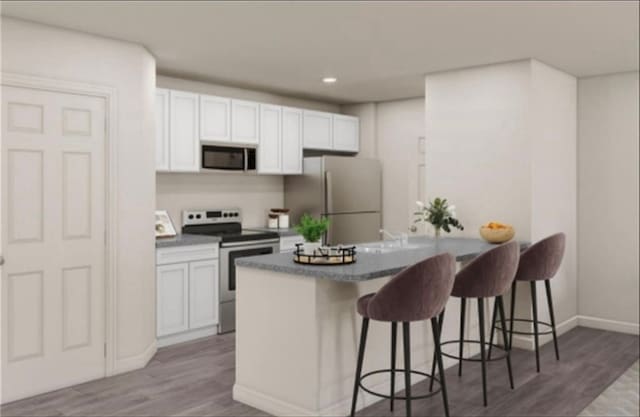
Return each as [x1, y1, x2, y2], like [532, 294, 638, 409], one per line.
[488, 233, 566, 373]
[350, 253, 456, 417]
[429, 241, 520, 407]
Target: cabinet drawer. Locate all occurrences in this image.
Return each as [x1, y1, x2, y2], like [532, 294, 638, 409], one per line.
[280, 235, 305, 253]
[157, 244, 219, 265]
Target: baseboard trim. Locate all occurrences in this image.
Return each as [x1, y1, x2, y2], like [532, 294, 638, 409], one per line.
[233, 384, 317, 416]
[578, 315, 639, 335]
[157, 326, 218, 348]
[113, 339, 157, 375]
[511, 315, 579, 351]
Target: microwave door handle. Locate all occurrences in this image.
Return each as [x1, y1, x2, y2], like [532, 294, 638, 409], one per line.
[244, 148, 248, 171]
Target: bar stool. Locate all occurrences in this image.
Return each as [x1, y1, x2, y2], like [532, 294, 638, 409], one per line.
[488, 233, 566, 372]
[429, 241, 520, 407]
[350, 253, 456, 417]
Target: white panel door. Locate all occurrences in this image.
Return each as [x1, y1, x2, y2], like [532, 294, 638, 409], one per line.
[169, 90, 199, 172]
[1, 85, 106, 402]
[231, 99, 259, 145]
[258, 104, 282, 174]
[188, 260, 219, 330]
[155, 88, 170, 171]
[200, 94, 231, 142]
[281, 107, 303, 174]
[332, 114, 359, 152]
[157, 263, 189, 337]
[303, 110, 333, 150]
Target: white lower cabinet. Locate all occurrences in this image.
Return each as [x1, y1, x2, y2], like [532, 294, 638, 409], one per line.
[156, 244, 219, 346]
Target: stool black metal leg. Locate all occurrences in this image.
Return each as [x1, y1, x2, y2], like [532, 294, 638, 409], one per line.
[429, 309, 445, 392]
[497, 296, 514, 389]
[530, 281, 540, 373]
[477, 298, 488, 407]
[431, 317, 450, 417]
[350, 317, 369, 417]
[509, 281, 517, 350]
[390, 322, 397, 411]
[488, 299, 498, 359]
[402, 322, 412, 417]
[545, 280, 560, 360]
[458, 297, 466, 377]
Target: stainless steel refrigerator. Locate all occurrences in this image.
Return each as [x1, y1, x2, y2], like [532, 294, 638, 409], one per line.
[284, 156, 382, 245]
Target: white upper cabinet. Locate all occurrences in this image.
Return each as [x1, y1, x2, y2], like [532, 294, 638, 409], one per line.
[155, 88, 170, 171]
[258, 104, 282, 174]
[332, 114, 359, 153]
[231, 99, 260, 144]
[281, 107, 303, 174]
[169, 90, 200, 172]
[200, 95, 231, 142]
[303, 110, 333, 150]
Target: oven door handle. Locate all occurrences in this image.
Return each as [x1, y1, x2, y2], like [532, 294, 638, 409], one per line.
[221, 238, 280, 248]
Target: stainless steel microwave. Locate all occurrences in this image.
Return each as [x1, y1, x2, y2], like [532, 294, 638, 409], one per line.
[201, 145, 256, 172]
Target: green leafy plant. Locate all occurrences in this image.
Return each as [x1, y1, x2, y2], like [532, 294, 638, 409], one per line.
[414, 197, 464, 236]
[295, 214, 330, 243]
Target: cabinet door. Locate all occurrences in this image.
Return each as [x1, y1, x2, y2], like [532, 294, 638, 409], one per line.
[189, 260, 219, 330]
[170, 90, 200, 172]
[200, 95, 231, 142]
[157, 263, 189, 337]
[231, 99, 260, 144]
[333, 114, 359, 152]
[281, 107, 303, 174]
[155, 89, 170, 171]
[303, 110, 333, 150]
[258, 104, 282, 174]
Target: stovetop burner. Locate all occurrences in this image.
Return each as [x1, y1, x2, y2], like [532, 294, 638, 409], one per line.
[181, 208, 279, 245]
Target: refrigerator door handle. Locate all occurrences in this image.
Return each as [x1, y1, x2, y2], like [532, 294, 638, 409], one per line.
[325, 170, 333, 214]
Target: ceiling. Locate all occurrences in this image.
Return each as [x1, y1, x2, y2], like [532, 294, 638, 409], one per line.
[2, 1, 638, 104]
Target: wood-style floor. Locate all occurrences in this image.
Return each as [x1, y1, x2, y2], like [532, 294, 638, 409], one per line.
[2, 327, 638, 417]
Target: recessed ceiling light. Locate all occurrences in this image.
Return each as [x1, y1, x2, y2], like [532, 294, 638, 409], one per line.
[322, 77, 337, 84]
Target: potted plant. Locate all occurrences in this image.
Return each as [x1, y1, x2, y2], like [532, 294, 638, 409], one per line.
[414, 197, 464, 238]
[295, 214, 330, 254]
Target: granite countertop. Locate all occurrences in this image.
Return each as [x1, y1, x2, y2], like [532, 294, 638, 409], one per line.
[156, 233, 221, 249]
[235, 236, 529, 282]
[245, 227, 302, 238]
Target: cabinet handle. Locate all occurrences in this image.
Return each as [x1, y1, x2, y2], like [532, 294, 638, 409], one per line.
[0, 256, 4, 266]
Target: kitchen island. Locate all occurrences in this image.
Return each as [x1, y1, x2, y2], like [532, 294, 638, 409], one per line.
[233, 237, 527, 416]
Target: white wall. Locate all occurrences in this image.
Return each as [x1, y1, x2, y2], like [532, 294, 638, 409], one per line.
[1, 17, 157, 373]
[578, 71, 639, 328]
[156, 75, 339, 229]
[424, 60, 578, 329]
[341, 98, 425, 235]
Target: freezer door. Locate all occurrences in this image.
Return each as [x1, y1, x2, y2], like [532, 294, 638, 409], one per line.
[325, 212, 382, 246]
[323, 156, 381, 214]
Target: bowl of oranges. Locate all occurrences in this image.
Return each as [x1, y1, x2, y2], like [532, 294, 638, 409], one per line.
[479, 221, 515, 244]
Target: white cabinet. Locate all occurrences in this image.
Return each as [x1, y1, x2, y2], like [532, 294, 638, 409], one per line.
[231, 99, 260, 144]
[169, 90, 200, 172]
[332, 114, 359, 152]
[303, 110, 333, 150]
[258, 104, 282, 174]
[281, 107, 303, 174]
[200, 95, 231, 142]
[157, 263, 189, 337]
[189, 259, 219, 329]
[156, 244, 219, 346]
[155, 88, 170, 171]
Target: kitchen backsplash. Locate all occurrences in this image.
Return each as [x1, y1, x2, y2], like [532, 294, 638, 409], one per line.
[156, 172, 284, 231]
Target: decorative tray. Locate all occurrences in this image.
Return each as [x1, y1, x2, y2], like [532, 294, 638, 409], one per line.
[293, 244, 357, 265]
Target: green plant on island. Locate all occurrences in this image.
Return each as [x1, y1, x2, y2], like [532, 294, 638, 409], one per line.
[295, 214, 330, 243]
[414, 197, 464, 237]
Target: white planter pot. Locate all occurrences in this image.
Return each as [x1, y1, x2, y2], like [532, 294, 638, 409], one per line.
[303, 241, 322, 255]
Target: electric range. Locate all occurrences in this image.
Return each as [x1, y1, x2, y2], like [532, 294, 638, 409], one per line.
[182, 208, 280, 333]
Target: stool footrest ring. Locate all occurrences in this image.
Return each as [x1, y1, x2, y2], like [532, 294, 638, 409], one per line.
[359, 368, 442, 401]
[440, 340, 510, 362]
[497, 318, 554, 336]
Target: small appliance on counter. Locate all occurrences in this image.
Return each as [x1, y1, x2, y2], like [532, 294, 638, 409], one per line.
[182, 208, 279, 333]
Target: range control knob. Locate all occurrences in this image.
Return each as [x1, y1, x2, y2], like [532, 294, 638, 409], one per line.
[188, 214, 194, 220]
[196, 214, 201, 219]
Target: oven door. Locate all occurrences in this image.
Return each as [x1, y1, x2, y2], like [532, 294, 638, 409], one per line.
[219, 240, 279, 303]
